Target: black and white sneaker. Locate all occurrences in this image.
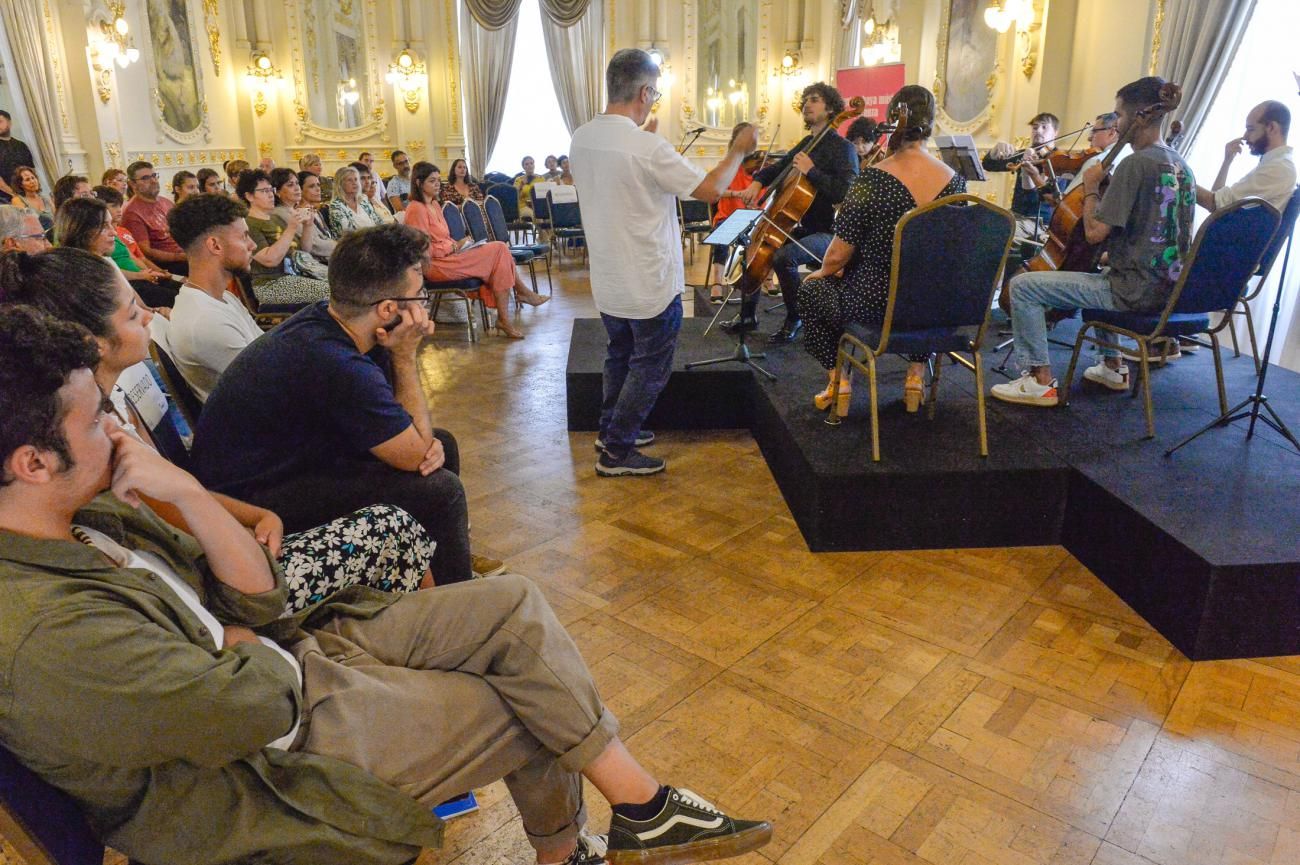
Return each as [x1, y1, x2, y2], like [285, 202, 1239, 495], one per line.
[606, 787, 773, 865]
[595, 449, 666, 477]
[594, 431, 656, 453]
[564, 828, 609, 864]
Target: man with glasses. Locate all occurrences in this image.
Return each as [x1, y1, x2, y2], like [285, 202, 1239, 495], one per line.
[122, 160, 189, 275]
[570, 48, 759, 477]
[387, 149, 412, 211]
[1062, 113, 1127, 194]
[191, 223, 497, 584]
[163, 193, 264, 402]
[0, 205, 52, 253]
[1196, 100, 1295, 213]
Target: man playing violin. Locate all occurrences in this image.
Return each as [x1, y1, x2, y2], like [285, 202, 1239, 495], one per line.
[992, 76, 1195, 408]
[1195, 100, 1295, 214]
[984, 112, 1066, 235]
[720, 82, 858, 344]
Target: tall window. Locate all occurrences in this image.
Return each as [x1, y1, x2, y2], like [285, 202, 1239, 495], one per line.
[486, 0, 572, 176]
[1185, 0, 1300, 369]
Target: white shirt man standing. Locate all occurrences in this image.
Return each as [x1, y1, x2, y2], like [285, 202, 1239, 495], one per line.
[1196, 100, 1296, 214]
[570, 48, 757, 476]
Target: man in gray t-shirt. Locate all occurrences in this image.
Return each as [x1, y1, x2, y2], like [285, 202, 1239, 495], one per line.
[992, 76, 1194, 408]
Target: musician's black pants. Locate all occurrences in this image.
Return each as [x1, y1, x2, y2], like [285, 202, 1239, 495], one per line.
[772, 232, 833, 324]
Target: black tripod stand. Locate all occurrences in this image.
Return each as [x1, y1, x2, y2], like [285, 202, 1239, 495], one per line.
[686, 301, 777, 380]
[1166, 222, 1299, 456]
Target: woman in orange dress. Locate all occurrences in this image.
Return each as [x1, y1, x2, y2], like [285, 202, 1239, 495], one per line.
[707, 123, 757, 303]
[403, 162, 550, 339]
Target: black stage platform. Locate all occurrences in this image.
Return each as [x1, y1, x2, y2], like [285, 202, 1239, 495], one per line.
[566, 315, 1300, 660]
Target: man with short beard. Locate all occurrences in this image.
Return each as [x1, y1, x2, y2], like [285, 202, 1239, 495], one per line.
[1196, 100, 1295, 213]
[164, 194, 264, 401]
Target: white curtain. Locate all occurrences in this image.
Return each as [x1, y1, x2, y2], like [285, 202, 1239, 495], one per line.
[837, 0, 862, 70]
[460, 2, 520, 177]
[541, 0, 604, 133]
[0, 0, 63, 184]
[462, 0, 524, 29]
[1156, 0, 1258, 154]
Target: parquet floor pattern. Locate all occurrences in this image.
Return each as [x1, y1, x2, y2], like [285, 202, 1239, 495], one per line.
[18, 253, 1295, 865]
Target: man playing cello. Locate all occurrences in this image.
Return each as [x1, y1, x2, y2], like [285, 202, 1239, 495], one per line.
[720, 82, 858, 344]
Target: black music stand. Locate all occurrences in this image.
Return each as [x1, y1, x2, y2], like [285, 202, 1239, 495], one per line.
[935, 135, 988, 183]
[1166, 205, 1300, 457]
[687, 209, 777, 380]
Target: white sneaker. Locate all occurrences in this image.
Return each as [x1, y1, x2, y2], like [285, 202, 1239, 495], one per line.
[1083, 361, 1130, 392]
[991, 372, 1059, 407]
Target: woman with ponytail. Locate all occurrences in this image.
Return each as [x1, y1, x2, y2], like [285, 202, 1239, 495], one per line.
[0, 247, 435, 609]
[799, 85, 966, 414]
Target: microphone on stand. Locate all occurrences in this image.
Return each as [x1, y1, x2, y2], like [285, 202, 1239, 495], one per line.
[678, 125, 707, 154]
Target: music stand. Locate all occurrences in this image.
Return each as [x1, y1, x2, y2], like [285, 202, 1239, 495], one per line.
[1166, 201, 1300, 457]
[935, 135, 987, 182]
[687, 208, 777, 380]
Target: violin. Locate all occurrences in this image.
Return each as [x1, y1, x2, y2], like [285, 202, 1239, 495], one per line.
[1007, 147, 1100, 175]
[730, 96, 866, 295]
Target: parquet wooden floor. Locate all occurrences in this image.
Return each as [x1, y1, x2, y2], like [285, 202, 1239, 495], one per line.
[20, 254, 1296, 865]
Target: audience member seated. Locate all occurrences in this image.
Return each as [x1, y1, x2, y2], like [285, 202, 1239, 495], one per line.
[404, 164, 550, 340]
[515, 155, 543, 218]
[163, 194, 267, 401]
[1196, 100, 1295, 213]
[297, 169, 339, 260]
[197, 166, 224, 195]
[223, 159, 250, 195]
[0, 110, 35, 204]
[236, 168, 330, 305]
[258, 156, 275, 173]
[440, 158, 485, 206]
[299, 151, 332, 199]
[557, 155, 576, 187]
[0, 303, 773, 865]
[171, 169, 199, 204]
[270, 167, 335, 265]
[356, 161, 396, 223]
[0, 252, 433, 609]
[92, 185, 174, 298]
[51, 173, 91, 213]
[0, 205, 51, 254]
[7, 166, 54, 232]
[387, 149, 412, 211]
[101, 168, 128, 196]
[542, 154, 562, 182]
[122, 160, 188, 275]
[707, 124, 757, 303]
[327, 164, 384, 235]
[55, 195, 179, 310]
[799, 85, 965, 414]
[359, 150, 387, 203]
[190, 224, 498, 583]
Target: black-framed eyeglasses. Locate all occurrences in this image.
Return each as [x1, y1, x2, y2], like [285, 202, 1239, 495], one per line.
[646, 85, 662, 105]
[135, 173, 158, 182]
[253, 186, 275, 195]
[370, 290, 431, 306]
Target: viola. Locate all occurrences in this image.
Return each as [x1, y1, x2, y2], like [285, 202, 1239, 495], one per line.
[731, 96, 866, 295]
[1009, 147, 1100, 176]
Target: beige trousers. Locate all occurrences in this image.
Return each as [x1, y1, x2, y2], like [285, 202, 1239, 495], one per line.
[288, 574, 619, 853]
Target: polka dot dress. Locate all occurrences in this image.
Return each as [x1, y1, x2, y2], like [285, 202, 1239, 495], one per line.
[798, 168, 967, 369]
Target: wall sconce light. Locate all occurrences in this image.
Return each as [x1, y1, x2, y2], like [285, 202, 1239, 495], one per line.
[385, 48, 427, 113]
[245, 51, 284, 118]
[983, 0, 1041, 78]
[860, 4, 901, 67]
[95, 2, 140, 69]
[779, 50, 801, 76]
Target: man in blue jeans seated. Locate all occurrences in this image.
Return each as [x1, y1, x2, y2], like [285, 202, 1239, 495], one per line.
[0, 305, 774, 865]
[570, 49, 758, 476]
[992, 76, 1196, 407]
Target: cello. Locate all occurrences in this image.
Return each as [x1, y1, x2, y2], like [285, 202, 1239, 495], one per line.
[1023, 83, 1183, 275]
[729, 96, 866, 296]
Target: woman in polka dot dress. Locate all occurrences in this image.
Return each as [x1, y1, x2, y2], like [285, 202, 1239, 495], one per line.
[799, 85, 966, 413]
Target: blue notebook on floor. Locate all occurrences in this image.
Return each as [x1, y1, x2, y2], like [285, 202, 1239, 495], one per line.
[434, 791, 479, 820]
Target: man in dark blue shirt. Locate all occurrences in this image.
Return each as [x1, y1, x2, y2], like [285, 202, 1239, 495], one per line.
[191, 223, 484, 583]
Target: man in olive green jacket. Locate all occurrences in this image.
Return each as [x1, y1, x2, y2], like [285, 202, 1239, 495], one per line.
[0, 305, 773, 865]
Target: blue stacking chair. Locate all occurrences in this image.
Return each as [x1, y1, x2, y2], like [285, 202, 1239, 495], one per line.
[1225, 185, 1300, 372]
[487, 182, 533, 240]
[827, 194, 1016, 461]
[1060, 197, 1282, 438]
[485, 195, 552, 294]
[678, 198, 713, 263]
[425, 202, 487, 341]
[461, 198, 490, 242]
[546, 192, 586, 263]
[0, 743, 104, 865]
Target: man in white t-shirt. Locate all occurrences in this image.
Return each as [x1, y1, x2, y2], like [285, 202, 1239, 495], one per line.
[570, 48, 757, 476]
[165, 194, 264, 401]
[1196, 100, 1296, 214]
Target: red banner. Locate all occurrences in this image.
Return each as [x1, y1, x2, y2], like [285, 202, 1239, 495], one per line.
[834, 63, 907, 132]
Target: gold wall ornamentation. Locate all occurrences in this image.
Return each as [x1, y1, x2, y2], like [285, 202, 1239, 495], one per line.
[258, 141, 273, 156]
[406, 140, 425, 155]
[202, 0, 222, 75]
[104, 142, 121, 167]
[1149, 0, 1166, 75]
[286, 0, 388, 144]
[126, 148, 248, 167]
[444, 0, 461, 135]
[253, 89, 269, 116]
[42, 0, 71, 134]
[933, 0, 1002, 135]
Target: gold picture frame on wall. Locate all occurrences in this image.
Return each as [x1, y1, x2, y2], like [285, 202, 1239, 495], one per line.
[142, 0, 211, 144]
[933, 0, 1002, 135]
